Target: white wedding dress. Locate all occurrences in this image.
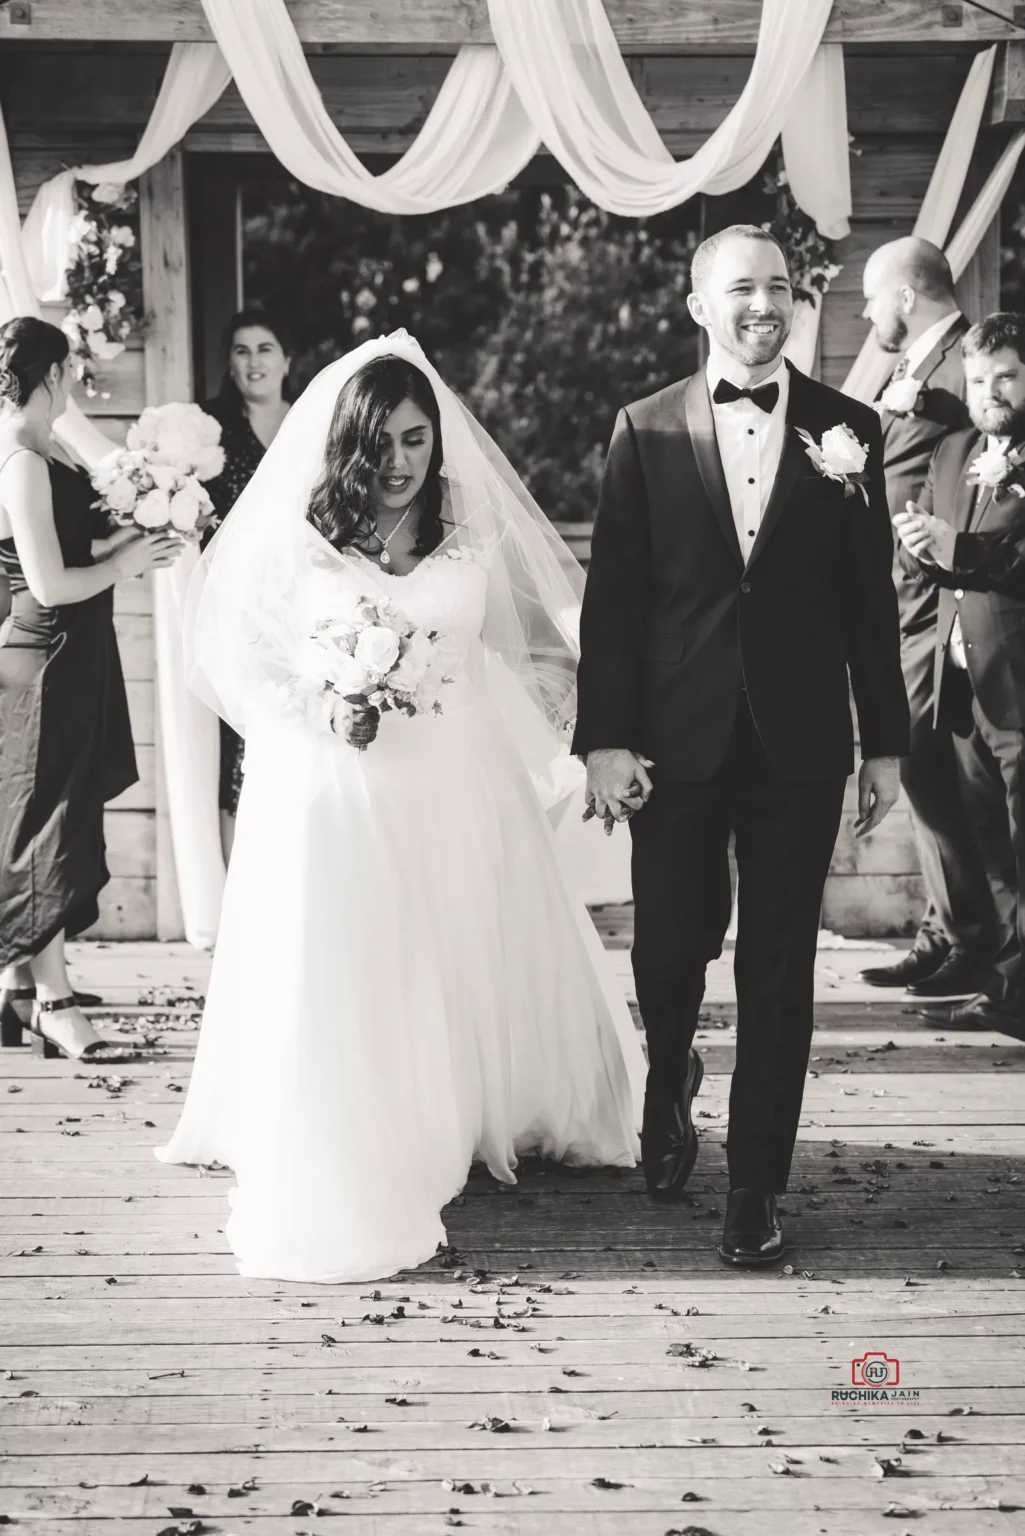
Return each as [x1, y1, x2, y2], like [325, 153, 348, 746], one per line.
[156, 541, 645, 1283]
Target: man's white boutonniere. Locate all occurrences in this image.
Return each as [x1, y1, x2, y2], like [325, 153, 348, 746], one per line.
[796, 423, 870, 505]
[966, 441, 1025, 498]
[876, 375, 922, 418]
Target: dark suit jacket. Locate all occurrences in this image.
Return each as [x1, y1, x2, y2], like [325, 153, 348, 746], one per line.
[899, 427, 1025, 731]
[572, 362, 910, 781]
[878, 315, 971, 650]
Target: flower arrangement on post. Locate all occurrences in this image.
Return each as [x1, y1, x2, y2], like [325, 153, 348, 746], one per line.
[762, 150, 842, 307]
[288, 590, 452, 751]
[90, 403, 226, 541]
[62, 181, 144, 398]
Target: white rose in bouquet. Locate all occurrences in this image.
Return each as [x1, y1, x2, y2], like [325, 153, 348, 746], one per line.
[104, 475, 139, 516]
[354, 623, 402, 675]
[149, 462, 179, 494]
[83, 303, 105, 334]
[127, 403, 225, 481]
[135, 487, 172, 528]
[168, 485, 204, 534]
[390, 628, 436, 696]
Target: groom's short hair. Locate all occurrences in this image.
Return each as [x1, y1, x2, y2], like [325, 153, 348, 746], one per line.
[963, 312, 1025, 362]
[691, 225, 788, 294]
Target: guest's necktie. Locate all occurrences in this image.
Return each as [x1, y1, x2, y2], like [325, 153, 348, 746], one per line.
[711, 378, 779, 413]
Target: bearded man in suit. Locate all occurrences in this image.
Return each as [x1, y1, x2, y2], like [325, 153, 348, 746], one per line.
[573, 225, 909, 1267]
[894, 312, 1025, 1041]
[857, 238, 994, 999]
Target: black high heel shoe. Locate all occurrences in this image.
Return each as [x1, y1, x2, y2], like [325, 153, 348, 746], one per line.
[27, 997, 121, 1061]
[0, 987, 34, 1048]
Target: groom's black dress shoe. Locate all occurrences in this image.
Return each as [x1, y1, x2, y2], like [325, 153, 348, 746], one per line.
[858, 946, 947, 988]
[641, 1047, 703, 1201]
[919, 991, 1025, 1041]
[904, 950, 989, 998]
[717, 1189, 786, 1268]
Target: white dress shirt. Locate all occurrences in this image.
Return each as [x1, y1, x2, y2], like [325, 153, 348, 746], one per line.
[707, 355, 789, 565]
[948, 427, 1002, 672]
[901, 309, 962, 379]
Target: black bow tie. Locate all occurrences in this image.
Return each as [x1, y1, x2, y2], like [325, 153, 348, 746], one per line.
[712, 377, 780, 413]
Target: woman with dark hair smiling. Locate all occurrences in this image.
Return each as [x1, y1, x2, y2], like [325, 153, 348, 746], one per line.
[203, 308, 292, 855]
[0, 317, 183, 1059]
[158, 332, 645, 1283]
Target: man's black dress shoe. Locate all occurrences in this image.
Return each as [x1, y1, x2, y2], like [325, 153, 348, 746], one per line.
[722, 1191, 786, 1265]
[641, 1047, 703, 1200]
[920, 991, 1025, 1041]
[904, 950, 989, 998]
[859, 947, 947, 988]
[718, 1188, 786, 1267]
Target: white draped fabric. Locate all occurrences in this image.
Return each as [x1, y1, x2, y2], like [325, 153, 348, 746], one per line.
[21, 45, 231, 303]
[842, 47, 1009, 403]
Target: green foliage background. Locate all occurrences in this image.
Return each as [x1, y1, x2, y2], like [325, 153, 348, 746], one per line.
[242, 185, 703, 523]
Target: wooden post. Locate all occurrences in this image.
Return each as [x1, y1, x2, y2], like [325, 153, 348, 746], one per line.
[954, 136, 1003, 325]
[140, 148, 191, 942]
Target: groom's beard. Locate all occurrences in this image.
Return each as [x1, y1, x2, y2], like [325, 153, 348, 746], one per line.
[723, 312, 791, 368]
[971, 400, 1025, 441]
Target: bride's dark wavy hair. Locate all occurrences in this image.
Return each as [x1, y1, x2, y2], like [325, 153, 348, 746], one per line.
[306, 357, 445, 557]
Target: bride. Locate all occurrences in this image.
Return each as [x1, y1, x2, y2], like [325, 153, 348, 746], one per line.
[156, 331, 645, 1283]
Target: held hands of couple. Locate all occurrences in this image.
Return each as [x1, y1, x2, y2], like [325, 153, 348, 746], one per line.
[583, 748, 654, 836]
[892, 500, 956, 569]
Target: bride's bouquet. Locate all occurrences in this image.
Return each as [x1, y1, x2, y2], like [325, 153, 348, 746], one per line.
[291, 590, 451, 750]
[91, 402, 226, 541]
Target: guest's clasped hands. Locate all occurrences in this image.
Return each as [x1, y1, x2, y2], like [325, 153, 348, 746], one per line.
[893, 499, 956, 569]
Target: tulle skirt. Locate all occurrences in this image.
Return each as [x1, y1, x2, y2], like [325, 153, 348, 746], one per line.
[156, 692, 644, 1283]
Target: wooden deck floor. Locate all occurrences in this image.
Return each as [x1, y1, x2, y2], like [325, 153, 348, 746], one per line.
[2, 914, 1025, 1534]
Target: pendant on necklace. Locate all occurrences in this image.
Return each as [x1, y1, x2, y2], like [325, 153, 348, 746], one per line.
[379, 550, 391, 565]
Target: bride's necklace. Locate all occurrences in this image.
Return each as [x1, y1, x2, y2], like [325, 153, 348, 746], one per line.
[375, 497, 419, 567]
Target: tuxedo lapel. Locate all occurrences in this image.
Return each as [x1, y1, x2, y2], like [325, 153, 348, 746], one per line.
[746, 363, 808, 571]
[954, 432, 984, 533]
[684, 372, 744, 568]
[916, 314, 970, 393]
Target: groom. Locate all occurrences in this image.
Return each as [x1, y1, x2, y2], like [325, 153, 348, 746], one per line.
[573, 225, 909, 1266]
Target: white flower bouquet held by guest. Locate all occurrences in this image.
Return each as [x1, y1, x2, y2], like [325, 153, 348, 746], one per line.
[91, 402, 225, 541]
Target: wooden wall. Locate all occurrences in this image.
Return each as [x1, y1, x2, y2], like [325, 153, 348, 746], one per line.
[2, 42, 1009, 938]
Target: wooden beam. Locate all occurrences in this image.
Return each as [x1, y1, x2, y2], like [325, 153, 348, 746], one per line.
[139, 148, 191, 944]
[989, 41, 1025, 123]
[2, 1, 1023, 48]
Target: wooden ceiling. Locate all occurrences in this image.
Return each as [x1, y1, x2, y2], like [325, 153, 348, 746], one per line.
[1, 0, 1023, 49]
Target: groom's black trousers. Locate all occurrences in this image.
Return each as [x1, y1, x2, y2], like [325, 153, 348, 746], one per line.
[629, 695, 846, 1194]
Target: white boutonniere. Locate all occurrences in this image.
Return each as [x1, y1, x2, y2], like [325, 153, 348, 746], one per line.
[876, 375, 922, 418]
[796, 423, 870, 504]
[966, 441, 1025, 498]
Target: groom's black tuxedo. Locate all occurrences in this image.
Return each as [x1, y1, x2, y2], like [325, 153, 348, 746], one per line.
[573, 361, 909, 1195]
[572, 362, 909, 777]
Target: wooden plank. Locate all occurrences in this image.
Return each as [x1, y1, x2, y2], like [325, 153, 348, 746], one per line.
[139, 148, 191, 943]
[1, 1, 1022, 46]
[989, 41, 1025, 123]
[4, 50, 976, 145]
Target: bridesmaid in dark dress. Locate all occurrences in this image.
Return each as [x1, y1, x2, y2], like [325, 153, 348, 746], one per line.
[202, 309, 291, 859]
[0, 317, 183, 1060]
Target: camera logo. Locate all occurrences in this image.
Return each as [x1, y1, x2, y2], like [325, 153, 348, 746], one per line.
[851, 1352, 900, 1387]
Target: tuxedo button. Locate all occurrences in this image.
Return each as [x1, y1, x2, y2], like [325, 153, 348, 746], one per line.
[954, 588, 965, 599]
[740, 582, 752, 594]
